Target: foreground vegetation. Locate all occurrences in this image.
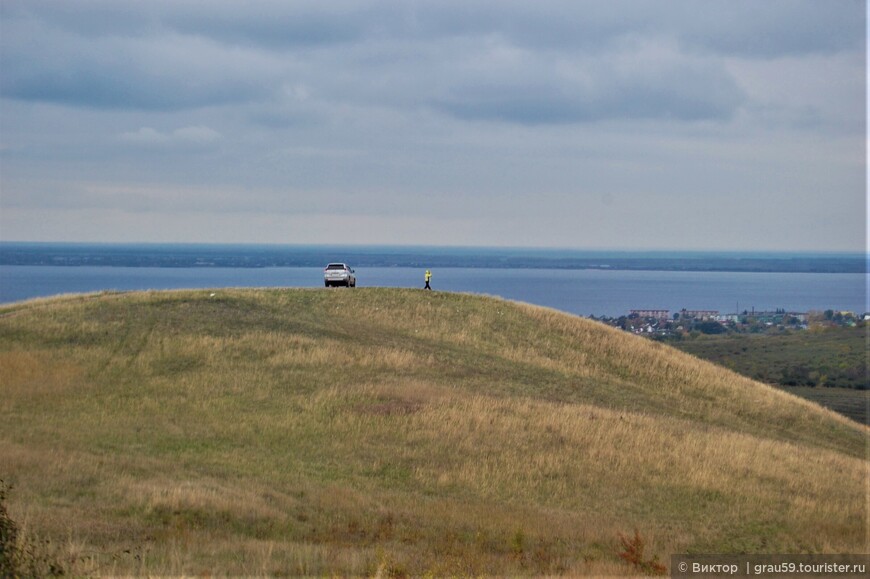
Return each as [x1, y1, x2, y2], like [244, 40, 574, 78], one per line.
[0, 289, 867, 576]
[767, 386, 869, 426]
[664, 328, 868, 423]
[665, 326, 866, 389]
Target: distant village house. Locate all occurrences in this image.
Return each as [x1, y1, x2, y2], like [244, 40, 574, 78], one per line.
[630, 309, 670, 320]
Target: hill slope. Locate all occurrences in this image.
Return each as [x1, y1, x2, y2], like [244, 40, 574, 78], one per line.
[1, 289, 867, 576]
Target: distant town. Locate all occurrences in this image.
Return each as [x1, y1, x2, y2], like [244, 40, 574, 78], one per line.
[590, 308, 867, 338]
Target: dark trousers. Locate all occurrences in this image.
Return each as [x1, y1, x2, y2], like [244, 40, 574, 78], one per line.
[424, 281, 431, 290]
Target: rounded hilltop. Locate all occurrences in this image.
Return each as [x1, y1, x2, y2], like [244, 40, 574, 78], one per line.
[0, 288, 866, 576]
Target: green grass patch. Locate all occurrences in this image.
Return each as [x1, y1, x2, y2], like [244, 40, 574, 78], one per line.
[664, 328, 868, 423]
[666, 327, 866, 389]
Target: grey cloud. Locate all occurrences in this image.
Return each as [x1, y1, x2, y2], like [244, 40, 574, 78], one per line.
[120, 126, 222, 147]
[1, 0, 380, 48]
[410, 0, 864, 58]
[0, 0, 858, 122]
[0, 1, 160, 39]
[0, 10, 280, 111]
[166, 1, 373, 49]
[165, 0, 862, 58]
[432, 38, 746, 124]
[3, 178, 445, 220]
[4, 0, 862, 56]
[0, 1, 864, 252]
[1, 65, 263, 111]
[674, 0, 865, 58]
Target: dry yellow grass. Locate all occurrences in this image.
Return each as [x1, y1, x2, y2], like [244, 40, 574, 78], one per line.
[0, 288, 866, 576]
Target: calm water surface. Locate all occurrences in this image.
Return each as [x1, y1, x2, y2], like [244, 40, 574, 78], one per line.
[1, 265, 865, 317]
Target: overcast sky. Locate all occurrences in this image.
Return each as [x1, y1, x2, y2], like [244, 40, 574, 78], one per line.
[0, 0, 866, 251]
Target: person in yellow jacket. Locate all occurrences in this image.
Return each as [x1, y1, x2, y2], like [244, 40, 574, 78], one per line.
[424, 269, 432, 290]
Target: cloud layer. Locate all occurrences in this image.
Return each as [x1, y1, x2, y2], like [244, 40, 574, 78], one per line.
[0, 0, 865, 250]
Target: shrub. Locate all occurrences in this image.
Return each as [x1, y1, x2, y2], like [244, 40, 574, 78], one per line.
[0, 480, 65, 578]
[617, 529, 666, 576]
[696, 321, 727, 335]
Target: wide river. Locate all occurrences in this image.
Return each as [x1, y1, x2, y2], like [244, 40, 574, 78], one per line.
[1, 265, 865, 318]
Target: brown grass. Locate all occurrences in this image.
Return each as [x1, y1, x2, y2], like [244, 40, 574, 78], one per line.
[0, 288, 866, 575]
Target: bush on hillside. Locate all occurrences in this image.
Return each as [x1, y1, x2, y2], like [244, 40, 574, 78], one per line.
[0, 480, 65, 577]
[617, 529, 666, 576]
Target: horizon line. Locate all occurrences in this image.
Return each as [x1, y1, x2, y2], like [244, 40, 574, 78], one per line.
[1, 240, 867, 257]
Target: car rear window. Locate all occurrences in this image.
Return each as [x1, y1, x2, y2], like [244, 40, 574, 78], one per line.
[326, 264, 346, 270]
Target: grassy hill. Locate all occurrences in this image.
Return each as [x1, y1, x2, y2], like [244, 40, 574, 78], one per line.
[1, 288, 867, 576]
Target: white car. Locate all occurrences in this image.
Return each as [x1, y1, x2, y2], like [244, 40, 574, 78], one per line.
[324, 263, 356, 287]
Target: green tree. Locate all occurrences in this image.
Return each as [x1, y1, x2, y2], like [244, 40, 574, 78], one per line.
[697, 321, 726, 335]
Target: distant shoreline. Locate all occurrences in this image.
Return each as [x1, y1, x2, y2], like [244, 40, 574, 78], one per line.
[1, 242, 867, 274]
